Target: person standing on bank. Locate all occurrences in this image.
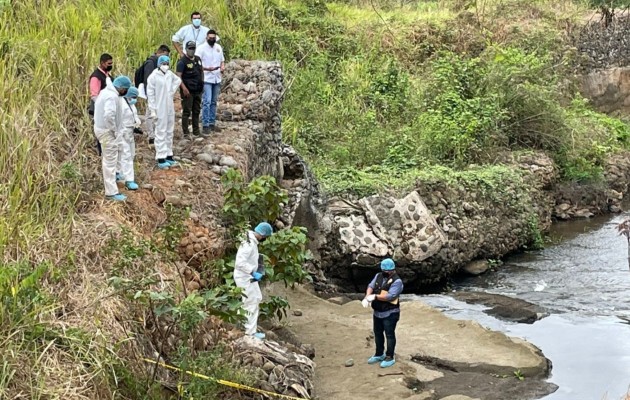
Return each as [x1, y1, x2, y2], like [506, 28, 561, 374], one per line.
[137, 44, 170, 145]
[176, 41, 204, 137]
[89, 53, 114, 111]
[171, 11, 219, 57]
[362, 258, 403, 368]
[88, 53, 114, 155]
[116, 86, 141, 191]
[146, 55, 181, 169]
[93, 76, 132, 202]
[234, 222, 274, 340]
[196, 29, 224, 134]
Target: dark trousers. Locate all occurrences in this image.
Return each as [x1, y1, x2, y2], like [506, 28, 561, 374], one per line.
[374, 312, 399, 358]
[181, 92, 202, 136]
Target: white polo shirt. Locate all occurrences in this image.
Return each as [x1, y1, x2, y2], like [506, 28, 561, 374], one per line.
[196, 42, 225, 84]
[172, 24, 215, 47]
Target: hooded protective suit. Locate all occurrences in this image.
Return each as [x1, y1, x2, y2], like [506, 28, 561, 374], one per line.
[234, 231, 263, 336]
[117, 96, 141, 183]
[93, 82, 123, 196]
[146, 67, 181, 160]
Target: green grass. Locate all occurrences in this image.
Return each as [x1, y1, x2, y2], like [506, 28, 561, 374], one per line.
[314, 163, 526, 197]
[327, 1, 454, 26]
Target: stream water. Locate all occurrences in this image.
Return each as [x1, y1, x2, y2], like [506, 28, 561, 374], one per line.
[414, 212, 630, 400]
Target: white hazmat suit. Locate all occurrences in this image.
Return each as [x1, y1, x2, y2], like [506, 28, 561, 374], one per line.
[234, 231, 263, 336]
[117, 99, 141, 183]
[93, 82, 123, 196]
[146, 68, 181, 160]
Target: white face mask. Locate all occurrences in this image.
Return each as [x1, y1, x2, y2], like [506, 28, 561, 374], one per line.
[160, 65, 170, 72]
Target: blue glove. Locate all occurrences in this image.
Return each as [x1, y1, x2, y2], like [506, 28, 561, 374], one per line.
[252, 272, 263, 282]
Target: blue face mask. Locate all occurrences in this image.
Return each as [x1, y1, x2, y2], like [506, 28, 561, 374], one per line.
[129, 98, 137, 105]
[192, 18, 201, 27]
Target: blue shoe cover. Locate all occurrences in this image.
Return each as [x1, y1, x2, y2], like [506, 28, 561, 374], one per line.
[157, 161, 170, 170]
[166, 159, 179, 167]
[115, 172, 124, 182]
[367, 354, 385, 364]
[380, 358, 396, 368]
[106, 193, 127, 202]
[125, 181, 139, 190]
[253, 332, 266, 340]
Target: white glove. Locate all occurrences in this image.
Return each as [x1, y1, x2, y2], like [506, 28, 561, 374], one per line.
[150, 109, 157, 119]
[361, 299, 369, 308]
[366, 294, 376, 302]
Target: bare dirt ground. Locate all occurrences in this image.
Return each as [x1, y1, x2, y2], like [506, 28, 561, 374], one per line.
[269, 285, 557, 400]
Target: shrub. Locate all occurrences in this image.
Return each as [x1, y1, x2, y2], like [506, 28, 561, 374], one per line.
[221, 168, 288, 239]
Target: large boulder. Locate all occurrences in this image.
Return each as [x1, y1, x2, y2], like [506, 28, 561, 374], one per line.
[333, 192, 447, 265]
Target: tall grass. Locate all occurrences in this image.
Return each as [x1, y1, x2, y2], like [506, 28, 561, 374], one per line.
[0, 0, 276, 261]
[0, 0, 275, 397]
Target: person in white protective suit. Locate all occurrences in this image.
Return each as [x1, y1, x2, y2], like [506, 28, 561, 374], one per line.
[234, 222, 274, 340]
[116, 86, 142, 191]
[146, 55, 182, 169]
[93, 75, 132, 201]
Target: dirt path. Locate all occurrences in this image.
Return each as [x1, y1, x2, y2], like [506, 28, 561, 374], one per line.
[269, 285, 556, 400]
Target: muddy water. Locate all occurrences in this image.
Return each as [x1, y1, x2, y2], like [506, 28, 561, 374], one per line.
[415, 212, 630, 399]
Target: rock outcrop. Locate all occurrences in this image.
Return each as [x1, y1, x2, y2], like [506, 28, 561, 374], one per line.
[580, 66, 630, 114]
[281, 150, 630, 291]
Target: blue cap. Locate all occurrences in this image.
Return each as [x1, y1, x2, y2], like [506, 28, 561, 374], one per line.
[125, 86, 139, 98]
[380, 258, 395, 271]
[254, 222, 273, 237]
[157, 55, 170, 65]
[113, 76, 132, 89]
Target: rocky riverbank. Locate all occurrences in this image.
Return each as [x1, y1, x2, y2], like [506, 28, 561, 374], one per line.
[282, 149, 630, 293]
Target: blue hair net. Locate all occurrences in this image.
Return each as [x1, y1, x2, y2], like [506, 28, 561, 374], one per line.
[380, 258, 395, 271]
[254, 222, 273, 237]
[157, 55, 170, 65]
[125, 86, 139, 98]
[112, 75, 132, 89]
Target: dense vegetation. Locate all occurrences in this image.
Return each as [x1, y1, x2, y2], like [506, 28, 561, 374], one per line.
[271, 0, 630, 195]
[1, 0, 630, 397]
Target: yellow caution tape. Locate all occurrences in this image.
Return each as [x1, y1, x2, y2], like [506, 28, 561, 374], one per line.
[143, 357, 308, 400]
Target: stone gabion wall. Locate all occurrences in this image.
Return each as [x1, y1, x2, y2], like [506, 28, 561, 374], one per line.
[575, 18, 630, 113]
[574, 17, 630, 71]
[218, 60, 285, 181]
